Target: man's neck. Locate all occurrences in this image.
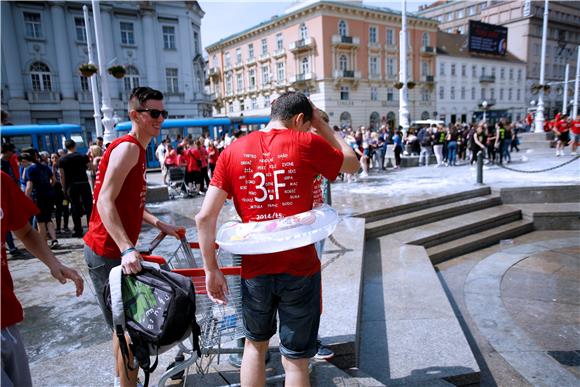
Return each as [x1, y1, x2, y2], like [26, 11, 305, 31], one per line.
[263, 120, 290, 132]
[129, 126, 151, 149]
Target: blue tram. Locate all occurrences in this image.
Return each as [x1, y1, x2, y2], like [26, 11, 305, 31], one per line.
[0, 124, 88, 154]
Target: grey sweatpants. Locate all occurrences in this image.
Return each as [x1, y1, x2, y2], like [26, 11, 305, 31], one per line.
[1, 325, 32, 387]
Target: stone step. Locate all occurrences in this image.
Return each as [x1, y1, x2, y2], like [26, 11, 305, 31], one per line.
[391, 205, 522, 248]
[359, 242, 480, 385]
[426, 219, 535, 264]
[356, 186, 491, 222]
[365, 195, 502, 239]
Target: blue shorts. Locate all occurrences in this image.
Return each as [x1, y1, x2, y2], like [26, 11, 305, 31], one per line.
[241, 272, 321, 359]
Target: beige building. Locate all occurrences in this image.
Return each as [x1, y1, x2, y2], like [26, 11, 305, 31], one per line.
[418, 0, 580, 117]
[206, 1, 439, 129]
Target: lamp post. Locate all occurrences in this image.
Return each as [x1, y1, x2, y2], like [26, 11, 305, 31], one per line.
[562, 64, 569, 116]
[482, 100, 488, 123]
[573, 45, 580, 119]
[91, 0, 116, 144]
[83, 5, 102, 138]
[398, 0, 410, 132]
[534, 0, 549, 133]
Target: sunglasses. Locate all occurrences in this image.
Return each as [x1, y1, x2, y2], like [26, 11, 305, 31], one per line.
[136, 108, 168, 119]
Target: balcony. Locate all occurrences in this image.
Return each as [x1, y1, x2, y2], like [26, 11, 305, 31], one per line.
[289, 37, 315, 52]
[420, 46, 435, 55]
[368, 41, 381, 51]
[333, 70, 361, 80]
[211, 91, 222, 101]
[209, 67, 220, 79]
[258, 53, 270, 62]
[385, 43, 398, 52]
[246, 56, 257, 66]
[368, 73, 382, 81]
[26, 90, 61, 103]
[224, 63, 233, 72]
[272, 49, 286, 58]
[76, 91, 93, 103]
[234, 61, 244, 70]
[423, 75, 434, 83]
[289, 72, 316, 84]
[479, 75, 496, 83]
[331, 34, 360, 47]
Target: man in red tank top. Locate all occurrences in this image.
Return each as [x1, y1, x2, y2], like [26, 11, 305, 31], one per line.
[195, 92, 359, 386]
[83, 87, 183, 387]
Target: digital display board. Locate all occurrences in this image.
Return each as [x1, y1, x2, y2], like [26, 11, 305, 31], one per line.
[468, 20, 508, 56]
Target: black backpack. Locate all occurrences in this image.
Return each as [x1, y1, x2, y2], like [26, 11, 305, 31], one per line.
[105, 262, 201, 386]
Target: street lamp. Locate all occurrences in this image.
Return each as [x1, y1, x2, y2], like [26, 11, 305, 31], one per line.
[482, 100, 488, 123]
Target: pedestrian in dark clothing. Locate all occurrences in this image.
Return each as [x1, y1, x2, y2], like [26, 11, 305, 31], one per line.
[59, 139, 92, 238]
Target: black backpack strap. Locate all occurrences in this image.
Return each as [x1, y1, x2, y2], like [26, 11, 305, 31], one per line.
[191, 321, 202, 357]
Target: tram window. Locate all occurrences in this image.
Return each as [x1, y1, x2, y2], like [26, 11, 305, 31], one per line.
[4, 136, 32, 151]
[70, 133, 86, 148]
[186, 127, 203, 138]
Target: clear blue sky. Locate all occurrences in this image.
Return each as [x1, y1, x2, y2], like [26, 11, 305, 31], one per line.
[199, 0, 425, 54]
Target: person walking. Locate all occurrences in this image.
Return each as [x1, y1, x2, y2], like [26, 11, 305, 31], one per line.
[195, 92, 358, 387]
[433, 125, 446, 167]
[418, 126, 433, 166]
[59, 139, 92, 238]
[447, 126, 459, 166]
[83, 87, 183, 387]
[51, 153, 70, 234]
[471, 124, 487, 165]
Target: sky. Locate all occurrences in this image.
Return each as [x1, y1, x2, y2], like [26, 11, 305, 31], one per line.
[199, 0, 425, 53]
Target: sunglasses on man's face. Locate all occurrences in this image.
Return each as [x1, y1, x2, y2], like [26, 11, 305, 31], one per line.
[136, 108, 168, 119]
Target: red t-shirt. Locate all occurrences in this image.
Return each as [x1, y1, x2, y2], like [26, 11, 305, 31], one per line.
[1, 172, 39, 328]
[185, 148, 200, 172]
[312, 175, 324, 206]
[211, 129, 344, 279]
[199, 146, 209, 168]
[9, 154, 20, 182]
[208, 148, 219, 165]
[555, 119, 569, 133]
[84, 135, 147, 258]
[572, 119, 580, 135]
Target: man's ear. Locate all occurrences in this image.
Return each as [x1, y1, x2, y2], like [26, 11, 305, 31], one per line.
[293, 112, 304, 129]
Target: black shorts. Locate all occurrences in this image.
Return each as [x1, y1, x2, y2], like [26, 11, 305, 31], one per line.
[35, 196, 55, 223]
[185, 171, 195, 185]
[558, 131, 570, 143]
[241, 271, 321, 359]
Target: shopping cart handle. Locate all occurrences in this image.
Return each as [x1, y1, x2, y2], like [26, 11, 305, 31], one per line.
[139, 232, 167, 255]
[174, 266, 241, 277]
[142, 255, 168, 265]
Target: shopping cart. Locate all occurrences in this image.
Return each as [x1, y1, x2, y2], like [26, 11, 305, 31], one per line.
[140, 230, 245, 386]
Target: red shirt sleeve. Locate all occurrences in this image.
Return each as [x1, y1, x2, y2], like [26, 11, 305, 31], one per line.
[210, 147, 233, 195]
[2, 172, 39, 233]
[300, 133, 344, 182]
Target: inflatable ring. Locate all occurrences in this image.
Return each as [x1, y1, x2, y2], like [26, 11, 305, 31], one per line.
[216, 204, 339, 255]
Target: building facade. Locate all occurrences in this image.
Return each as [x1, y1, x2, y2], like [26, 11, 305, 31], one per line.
[206, 1, 439, 129]
[1, 1, 211, 140]
[436, 32, 527, 124]
[418, 0, 580, 118]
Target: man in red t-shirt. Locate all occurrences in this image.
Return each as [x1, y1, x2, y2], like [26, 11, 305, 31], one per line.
[83, 87, 183, 387]
[1, 171, 83, 386]
[195, 92, 358, 386]
[571, 117, 580, 155]
[553, 114, 570, 156]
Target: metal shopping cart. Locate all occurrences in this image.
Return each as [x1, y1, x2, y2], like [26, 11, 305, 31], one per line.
[140, 231, 245, 386]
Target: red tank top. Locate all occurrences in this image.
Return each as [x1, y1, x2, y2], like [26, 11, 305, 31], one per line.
[84, 135, 147, 258]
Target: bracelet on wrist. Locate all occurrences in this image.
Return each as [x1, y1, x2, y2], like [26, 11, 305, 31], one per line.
[121, 247, 136, 257]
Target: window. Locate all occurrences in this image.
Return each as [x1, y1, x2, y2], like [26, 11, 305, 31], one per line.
[299, 23, 308, 40]
[439, 86, 444, 100]
[30, 62, 51, 91]
[369, 57, 379, 76]
[369, 26, 377, 43]
[422, 32, 430, 48]
[75, 17, 86, 42]
[481, 88, 486, 99]
[440, 63, 445, 76]
[472, 65, 477, 77]
[166, 68, 178, 93]
[225, 52, 231, 67]
[276, 33, 283, 51]
[447, 12, 454, 21]
[124, 66, 140, 91]
[481, 66, 486, 76]
[236, 48, 242, 64]
[261, 65, 270, 85]
[500, 67, 505, 79]
[370, 86, 378, 101]
[387, 58, 396, 77]
[193, 31, 200, 54]
[163, 26, 176, 49]
[508, 88, 513, 101]
[387, 88, 394, 101]
[468, 5, 476, 16]
[450, 86, 455, 100]
[248, 43, 254, 59]
[461, 64, 466, 77]
[236, 73, 243, 92]
[421, 89, 430, 102]
[80, 76, 89, 91]
[261, 39, 268, 55]
[490, 87, 495, 99]
[491, 67, 496, 78]
[251, 97, 258, 110]
[499, 88, 504, 100]
[471, 87, 476, 100]
[301, 57, 310, 74]
[451, 64, 456, 76]
[249, 69, 256, 90]
[517, 89, 521, 101]
[456, 9, 464, 18]
[277, 62, 285, 82]
[387, 29, 394, 46]
[120, 22, 135, 45]
[24, 12, 42, 38]
[338, 20, 347, 36]
[340, 86, 349, 100]
[226, 73, 233, 95]
[421, 61, 429, 76]
[339, 55, 348, 71]
[509, 68, 514, 80]
[517, 69, 522, 80]
[460, 87, 465, 99]
[228, 103, 234, 113]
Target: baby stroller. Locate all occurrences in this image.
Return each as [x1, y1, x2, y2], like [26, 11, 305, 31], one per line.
[167, 166, 191, 199]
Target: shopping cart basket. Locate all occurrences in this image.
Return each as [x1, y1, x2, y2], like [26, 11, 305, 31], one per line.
[141, 231, 245, 386]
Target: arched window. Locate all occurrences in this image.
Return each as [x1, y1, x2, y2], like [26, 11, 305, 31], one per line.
[30, 62, 52, 91]
[124, 65, 140, 91]
[421, 111, 430, 120]
[386, 111, 396, 127]
[339, 55, 348, 71]
[299, 23, 308, 40]
[369, 112, 380, 129]
[422, 32, 430, 48]
[301, 57, 310, 74]
[340, 111, 352, 128]
[338, 20, 347, 36]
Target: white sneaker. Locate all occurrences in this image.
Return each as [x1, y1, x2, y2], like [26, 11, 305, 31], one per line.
[359, 172, 368, 178]
[571, 151, 577, 155]
[556, 151, 561, 157]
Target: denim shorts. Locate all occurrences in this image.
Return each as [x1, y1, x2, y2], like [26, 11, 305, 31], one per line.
[84, 244, 120, 330]
[241, 271, 321, 359]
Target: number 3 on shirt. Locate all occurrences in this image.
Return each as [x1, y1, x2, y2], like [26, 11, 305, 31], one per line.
[254, 170, 286, 202]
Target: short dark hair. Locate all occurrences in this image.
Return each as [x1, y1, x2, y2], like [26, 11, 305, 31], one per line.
[270, 92, 313, 123]
[128, 87, 164, 111]
[1, 142, 15, 154]
[65, 139, 76, 150]
[97, 136, 103, 142]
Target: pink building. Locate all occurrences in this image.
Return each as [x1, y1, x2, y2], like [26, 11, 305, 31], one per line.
[206, 1, 438, 129]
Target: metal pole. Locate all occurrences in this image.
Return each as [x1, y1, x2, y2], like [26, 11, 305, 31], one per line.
[534, 0, 549, 133]
[573, 45, 580, 119]
[91, 0, 116, 143]
[476, 151, 484, 185]
[562, 64, 569, 116]
[483, 108, 486, 123]
[83, 5, 102, 138]
[399, 0, 410, 133]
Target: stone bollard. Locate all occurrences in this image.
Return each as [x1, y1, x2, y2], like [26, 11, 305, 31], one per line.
[476, 151, 484, 185]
